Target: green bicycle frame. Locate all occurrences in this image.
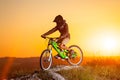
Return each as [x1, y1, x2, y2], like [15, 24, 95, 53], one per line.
[49, 40, 68, 59]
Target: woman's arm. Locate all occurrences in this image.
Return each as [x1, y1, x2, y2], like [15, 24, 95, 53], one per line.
[42, 27, 57, 37]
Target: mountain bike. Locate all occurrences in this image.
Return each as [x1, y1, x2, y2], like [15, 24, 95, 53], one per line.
[40, 37, 83, 70]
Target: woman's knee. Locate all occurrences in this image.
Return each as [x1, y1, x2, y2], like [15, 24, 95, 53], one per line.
[59, 44, 65, 49]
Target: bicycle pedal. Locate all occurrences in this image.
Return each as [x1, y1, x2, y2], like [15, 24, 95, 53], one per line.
[57, 57, 61, 59]
[54, 55, 61, 59]
[61, 59, 65, 61]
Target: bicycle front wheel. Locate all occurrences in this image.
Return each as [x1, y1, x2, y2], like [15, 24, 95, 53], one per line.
[67, 45, 83, 66]
[40, 49, 52, 70]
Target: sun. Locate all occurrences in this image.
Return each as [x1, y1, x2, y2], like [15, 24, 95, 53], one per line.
[102, 37, 117, 52]
[99, 36, 119, 56]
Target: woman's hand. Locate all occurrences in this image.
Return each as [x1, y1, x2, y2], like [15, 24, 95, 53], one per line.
[41, 35, 46, 39]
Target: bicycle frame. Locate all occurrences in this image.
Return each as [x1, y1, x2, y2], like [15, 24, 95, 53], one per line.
[47, 38, 68, 59]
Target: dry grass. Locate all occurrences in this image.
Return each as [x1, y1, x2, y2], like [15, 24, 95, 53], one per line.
[58, 56, 120, 80]
[0, 57, 52, 79]
[0, 56, 120, 80]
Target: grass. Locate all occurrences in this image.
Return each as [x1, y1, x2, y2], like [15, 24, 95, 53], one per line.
[0, 57, 53, 79]
[57, 56, 120, 80]
[58, 65, 120, 80]
[0, 56, 120, 80]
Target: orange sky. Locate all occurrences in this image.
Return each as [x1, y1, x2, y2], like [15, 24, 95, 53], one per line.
[0, 0, 120, 57]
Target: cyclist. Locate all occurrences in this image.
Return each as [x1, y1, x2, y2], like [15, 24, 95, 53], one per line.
[41, 15, 72, 59]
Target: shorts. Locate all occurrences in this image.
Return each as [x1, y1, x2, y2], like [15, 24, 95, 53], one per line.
[61, 38, 70, 45]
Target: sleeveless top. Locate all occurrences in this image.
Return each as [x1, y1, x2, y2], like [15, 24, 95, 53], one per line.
[56, 22, 70, 39]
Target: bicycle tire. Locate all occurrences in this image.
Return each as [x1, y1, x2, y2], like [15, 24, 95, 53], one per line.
[67, 45, 83, 65]
[40, 49, 52, 70]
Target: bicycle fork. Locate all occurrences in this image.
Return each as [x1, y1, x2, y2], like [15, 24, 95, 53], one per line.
[46, 44, 52, 62]
[48, 50, 52, 61]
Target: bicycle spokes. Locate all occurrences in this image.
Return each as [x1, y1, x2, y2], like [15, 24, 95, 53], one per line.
[40, 49, 52, 70]
[71, 52, 77, 58]
[67, 45, 83, 65]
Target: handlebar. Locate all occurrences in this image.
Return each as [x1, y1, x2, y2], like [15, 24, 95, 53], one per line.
[45, 37, 59, 39]
[41, 36, 59, 40]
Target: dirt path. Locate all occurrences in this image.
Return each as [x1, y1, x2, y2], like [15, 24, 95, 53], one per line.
[10, 65, 83, 80]
[47, 65, 83, 80]
[11, 73, 42, 80]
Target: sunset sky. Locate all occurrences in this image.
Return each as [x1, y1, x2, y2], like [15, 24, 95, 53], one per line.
[0, 0, 120, 57]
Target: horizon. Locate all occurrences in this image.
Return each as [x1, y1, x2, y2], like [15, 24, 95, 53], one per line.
[0, 55, 120, 58]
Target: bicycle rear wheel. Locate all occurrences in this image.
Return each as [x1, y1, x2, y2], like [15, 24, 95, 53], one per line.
[67, 45, 83, 65]
[40, 49, 52, 70]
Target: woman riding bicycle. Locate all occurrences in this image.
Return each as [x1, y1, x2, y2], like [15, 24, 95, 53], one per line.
[41, 15, 73, 59]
